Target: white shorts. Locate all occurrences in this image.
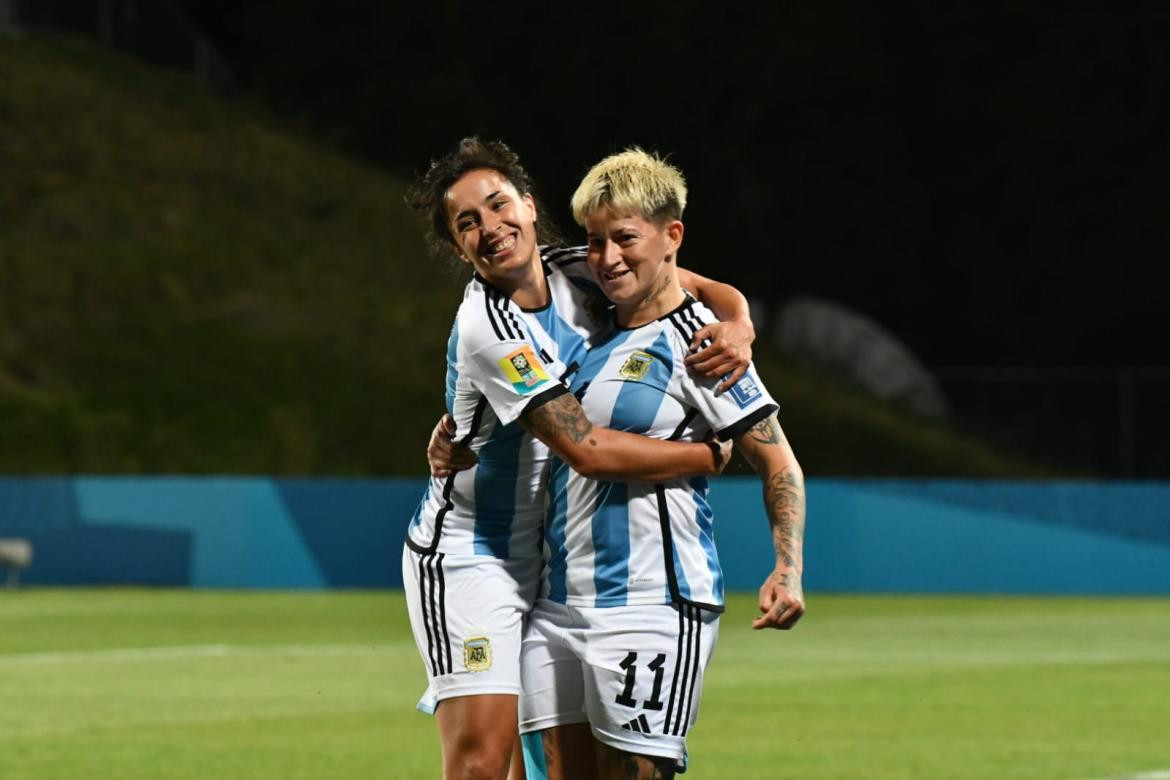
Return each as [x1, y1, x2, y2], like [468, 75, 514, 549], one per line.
[518, 599, 720, 764]
[402, 546, 541, 713]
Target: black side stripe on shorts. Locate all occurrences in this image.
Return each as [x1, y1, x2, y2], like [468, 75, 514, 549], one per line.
[435, 554, 452, 673]
[663, 605, 701, 736]
[418, 553, 438, 675]
[418, 552, 453, 677]
[672, 605, 696, 736]
[681, 607, 703, 736]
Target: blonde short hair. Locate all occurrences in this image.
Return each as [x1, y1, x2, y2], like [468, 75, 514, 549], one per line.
[570, 148, 687, 226]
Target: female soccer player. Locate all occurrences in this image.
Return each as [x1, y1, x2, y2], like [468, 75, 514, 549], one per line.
[517, 149, 806, 779]
[402, 138, 757, 780]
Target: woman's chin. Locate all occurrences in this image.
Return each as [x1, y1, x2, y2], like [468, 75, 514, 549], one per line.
[600, 281, 638, 306]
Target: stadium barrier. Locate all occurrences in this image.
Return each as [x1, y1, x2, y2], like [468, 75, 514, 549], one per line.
[0, 477, 1167, 594]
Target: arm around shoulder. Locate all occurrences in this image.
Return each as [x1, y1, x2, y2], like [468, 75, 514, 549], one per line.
[518, 391, 729, 482]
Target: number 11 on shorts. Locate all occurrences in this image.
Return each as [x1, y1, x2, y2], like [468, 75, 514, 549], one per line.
[615, 651, 667, 710]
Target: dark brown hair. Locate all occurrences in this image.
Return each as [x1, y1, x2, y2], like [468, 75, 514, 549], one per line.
[405, 137, 564, 264]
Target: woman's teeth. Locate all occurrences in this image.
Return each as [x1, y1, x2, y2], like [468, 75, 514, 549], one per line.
[489, 235, 516, 254]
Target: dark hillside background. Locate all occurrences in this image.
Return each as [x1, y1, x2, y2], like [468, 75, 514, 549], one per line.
[5, 0, 1169, 475]
[1, 35, 1045, 476]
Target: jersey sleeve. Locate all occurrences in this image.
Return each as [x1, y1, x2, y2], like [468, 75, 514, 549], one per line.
[680, 364, 779, 442]
[465, 332, 567, 426]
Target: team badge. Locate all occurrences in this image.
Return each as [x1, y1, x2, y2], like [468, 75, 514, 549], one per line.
[619, 351, 655, 381]
[463, 636, 492, 672]
[497, 346, 550, 394]
[728, 372, 763, 409]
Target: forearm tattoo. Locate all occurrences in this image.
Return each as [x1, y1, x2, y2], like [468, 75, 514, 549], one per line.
[764, 466, 805, 570]
[747, 415, 784, 445]
[524, 393, 594, 445]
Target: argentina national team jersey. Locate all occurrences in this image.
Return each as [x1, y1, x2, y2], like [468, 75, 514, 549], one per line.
[406, 247, 608, 560]
[541, 295, 779, 610]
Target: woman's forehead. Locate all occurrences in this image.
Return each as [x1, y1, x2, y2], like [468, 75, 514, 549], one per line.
[446, 168, 517, 203]
[586, 205, 653, 229]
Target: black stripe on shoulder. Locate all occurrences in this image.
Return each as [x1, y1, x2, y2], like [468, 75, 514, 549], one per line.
[716, 403, 779, 442]
[503, 308, 526, 340]
[684, 304, 708, 332]
[542, 245, 587, 266]
[482, 290, 506, 341]
[493, 291, 523, 340]
[668, 310, 713, 353]
[667, 312, 695, 342]
[682, 303, 713, 349]
[520, 383, 569, 419]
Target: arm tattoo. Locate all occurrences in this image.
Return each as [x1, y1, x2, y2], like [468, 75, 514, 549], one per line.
[764, 466, 805, 570]
[523, 393, 593, 445]
[748, 416, 784, 445]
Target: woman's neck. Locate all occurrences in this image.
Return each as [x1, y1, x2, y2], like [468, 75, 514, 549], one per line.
[490, 249, 548, 309]
[617, 268, 685, 328]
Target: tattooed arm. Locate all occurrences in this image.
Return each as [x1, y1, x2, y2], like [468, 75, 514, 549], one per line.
[519, 393, 733, 483]
[735, 412, 806, 630]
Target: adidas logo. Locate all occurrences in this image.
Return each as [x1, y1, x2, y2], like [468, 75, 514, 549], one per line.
[621, 714, 652, 734]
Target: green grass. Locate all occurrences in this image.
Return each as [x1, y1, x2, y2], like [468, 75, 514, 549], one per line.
[2, 590, 1167, 779]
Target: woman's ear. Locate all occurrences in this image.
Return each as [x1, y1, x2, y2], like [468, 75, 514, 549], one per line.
[665, 219, 685, 256]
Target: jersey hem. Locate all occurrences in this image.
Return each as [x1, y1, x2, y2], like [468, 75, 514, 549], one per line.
[715, 402, 779, 442]
[521, 383, 569, 418]
[518, 712, 590, 735]
[590, 727, 686, 763]
[550, 595, 725, 613]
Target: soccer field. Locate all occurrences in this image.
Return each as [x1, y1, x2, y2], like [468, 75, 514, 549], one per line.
[2, 590, 1167, 779]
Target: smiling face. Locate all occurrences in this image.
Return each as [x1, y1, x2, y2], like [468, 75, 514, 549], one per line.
[444, 168, 540, 285]
[585, 205, 685, 324]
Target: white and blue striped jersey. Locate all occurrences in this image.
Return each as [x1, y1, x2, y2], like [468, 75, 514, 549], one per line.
[540, 295, 779, 611]
[406, 247, 610, 560]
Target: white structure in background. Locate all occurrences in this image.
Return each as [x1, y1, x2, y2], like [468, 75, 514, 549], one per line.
[773, 296, 949, 420]
[0, 538, 33, 588]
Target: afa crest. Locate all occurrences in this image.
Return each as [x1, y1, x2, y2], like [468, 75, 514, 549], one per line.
[463, 636, 492, 672]
[618, 351, 655, 381]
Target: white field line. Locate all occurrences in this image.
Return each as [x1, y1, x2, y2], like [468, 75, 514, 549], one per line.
[1085, 771, 1170, 780]
[0, 643, 380, 666]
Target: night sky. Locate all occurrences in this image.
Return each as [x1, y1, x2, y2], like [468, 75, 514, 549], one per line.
[180, 0, 1170, 371]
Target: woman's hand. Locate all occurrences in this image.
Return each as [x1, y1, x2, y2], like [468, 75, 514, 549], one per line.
[684, 316, 755, 391]
[427, 414, 477, 478]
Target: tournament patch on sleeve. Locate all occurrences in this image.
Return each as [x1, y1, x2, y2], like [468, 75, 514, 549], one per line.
[497, 345, 551, 395]
[727, 371, 764, 409]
